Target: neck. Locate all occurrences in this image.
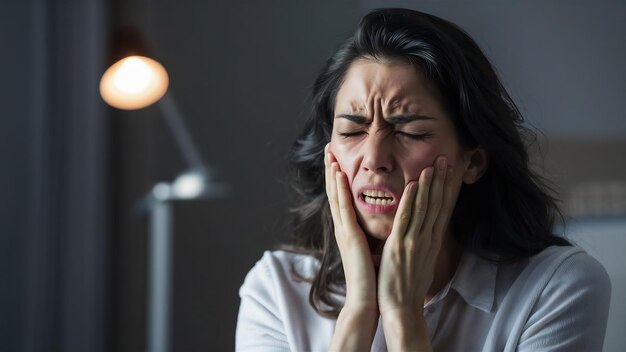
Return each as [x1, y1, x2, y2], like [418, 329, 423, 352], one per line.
[424, 234, 462, 304]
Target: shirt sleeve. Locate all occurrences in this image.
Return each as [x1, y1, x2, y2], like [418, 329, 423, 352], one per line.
[517, 251, 611, 351]
[235, 252, 291, 352]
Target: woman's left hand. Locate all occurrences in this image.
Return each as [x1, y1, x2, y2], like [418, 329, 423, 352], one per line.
[377, 156, 455, 349]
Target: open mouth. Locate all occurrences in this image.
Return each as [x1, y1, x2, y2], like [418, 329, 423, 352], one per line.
[361, 190, 395, 205]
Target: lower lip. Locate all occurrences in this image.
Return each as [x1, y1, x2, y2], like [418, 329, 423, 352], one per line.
[356, 195, 398, 214]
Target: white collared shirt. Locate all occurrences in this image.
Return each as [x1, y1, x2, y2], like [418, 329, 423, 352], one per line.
[236, 246, 611, 351]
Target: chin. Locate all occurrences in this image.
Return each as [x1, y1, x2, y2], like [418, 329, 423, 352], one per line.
[361, 219, 393, 241]
[361, 221, 390, 255]
[355, 209, 395, 243]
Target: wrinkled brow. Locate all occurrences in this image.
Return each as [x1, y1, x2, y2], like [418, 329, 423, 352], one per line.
[335, 114, 434, 125]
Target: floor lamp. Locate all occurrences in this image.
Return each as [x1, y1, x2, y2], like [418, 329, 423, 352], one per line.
[100, 55, 226, 352]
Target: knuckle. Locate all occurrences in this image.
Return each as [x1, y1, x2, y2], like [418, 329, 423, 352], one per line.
[405, 239, 418, 254]
[398, 213, 411, 226]
[392, 245, 403, 258]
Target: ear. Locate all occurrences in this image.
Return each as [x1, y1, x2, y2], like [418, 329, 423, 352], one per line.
[461, 147, 488, 184]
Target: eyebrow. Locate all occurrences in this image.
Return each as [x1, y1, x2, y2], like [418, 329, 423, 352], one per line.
[335, 114, 435, 125]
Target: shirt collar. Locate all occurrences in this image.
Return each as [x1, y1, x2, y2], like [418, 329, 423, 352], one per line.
[449, 250, 498, 313]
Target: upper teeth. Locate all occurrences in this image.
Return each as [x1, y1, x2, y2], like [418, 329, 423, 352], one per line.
[362, 190, 393, 198]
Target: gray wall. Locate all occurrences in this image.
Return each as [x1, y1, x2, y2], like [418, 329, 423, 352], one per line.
[2, 0, 109, 351]
[0, 2, 30, 350]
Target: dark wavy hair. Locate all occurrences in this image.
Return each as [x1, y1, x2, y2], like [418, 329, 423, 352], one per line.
[284, 8, 569, 318]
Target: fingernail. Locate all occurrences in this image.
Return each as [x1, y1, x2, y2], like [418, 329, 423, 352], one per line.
[425, 166, 434, 178]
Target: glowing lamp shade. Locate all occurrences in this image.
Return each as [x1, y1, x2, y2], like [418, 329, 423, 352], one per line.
[100, 55, 169, 110]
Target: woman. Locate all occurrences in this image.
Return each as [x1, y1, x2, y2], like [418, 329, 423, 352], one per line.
[236, 8, 610, 351]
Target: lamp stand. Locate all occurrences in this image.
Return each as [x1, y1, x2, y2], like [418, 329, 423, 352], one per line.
[147, 193, 173, 352]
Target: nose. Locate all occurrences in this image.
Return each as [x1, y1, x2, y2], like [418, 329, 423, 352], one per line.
[361, 131, 393, 174]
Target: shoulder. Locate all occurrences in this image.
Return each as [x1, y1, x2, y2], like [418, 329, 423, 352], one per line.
[530, 245, 611, 311]
[243, 250, 320, 282]
[236, 251, 335, 351]
[517, 246, 611, 350]
[488, 246, 611, 350]
[526, 245, 611, 293]
[239, 250, 320, 300]
[509, 245, 612, 308]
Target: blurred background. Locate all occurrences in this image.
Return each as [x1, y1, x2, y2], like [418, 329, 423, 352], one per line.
[1, 0, 624, 351]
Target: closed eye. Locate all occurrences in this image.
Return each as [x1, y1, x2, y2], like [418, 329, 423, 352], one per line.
[338, 131, 368, 138]
[394, 131, 432, 140]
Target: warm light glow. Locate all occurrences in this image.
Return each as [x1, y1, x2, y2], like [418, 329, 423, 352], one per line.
[112, 57, 153, 94]
[99, 55, 169, 110]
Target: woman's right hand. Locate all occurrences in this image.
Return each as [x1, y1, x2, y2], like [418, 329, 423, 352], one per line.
[325, 144, 379, 351]
[324, 144, 377, 312]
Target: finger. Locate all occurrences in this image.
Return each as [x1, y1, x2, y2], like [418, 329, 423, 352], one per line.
[405, 166, 434, 241]
[432, 164, 455, 248]
[389, 181, 418, 242]
[421, 157, 447, 237]
[323, 148, 333, 203]
[330, 163, 343, 227]
[324, 149, 342, 227]
[335, 170, 359, 234]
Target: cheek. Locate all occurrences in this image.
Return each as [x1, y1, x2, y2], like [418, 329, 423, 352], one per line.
[399, 144, 460, 183]
[329, 138, 359, 184]
[399, 147, 441, 182]
[401, 158, 431, 182]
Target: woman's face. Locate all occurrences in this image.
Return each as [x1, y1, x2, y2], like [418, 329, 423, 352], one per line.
[330, 58, 469, 241]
